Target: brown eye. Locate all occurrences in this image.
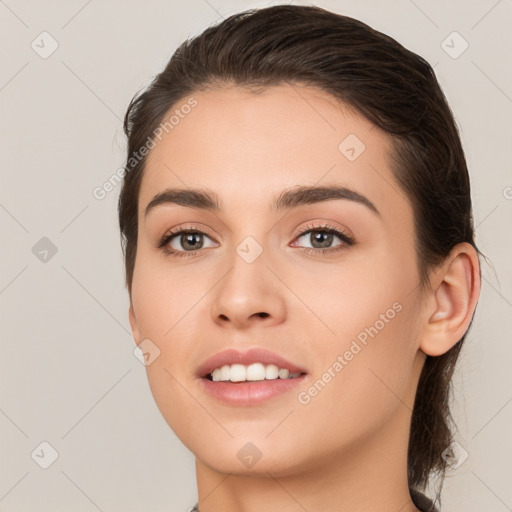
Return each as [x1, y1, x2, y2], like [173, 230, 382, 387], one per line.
[175, 232, 205, 251]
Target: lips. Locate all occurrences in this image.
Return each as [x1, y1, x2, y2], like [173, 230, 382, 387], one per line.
[196, 347, 307, 379]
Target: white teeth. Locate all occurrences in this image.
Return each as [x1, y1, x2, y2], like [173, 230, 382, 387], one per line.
[265, 364, 279, 380]
[230, 364, 246, 382]
[220, 364, 230, 381]
[209, 363, 303, 382]
[246, 363, 266, 381]
[278, 368, 289, 379]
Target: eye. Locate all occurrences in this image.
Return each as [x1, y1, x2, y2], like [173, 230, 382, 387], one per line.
[158, 226, 217, 257]
[291, 223, 355, 255]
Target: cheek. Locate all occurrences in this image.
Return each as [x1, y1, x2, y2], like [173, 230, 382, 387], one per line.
[288, 239, 417, 351]
[131, 257, 207, 443]
[289, 304, 420, 463]
[130, 255, 203, 409]
[289, 248, 420, 429]
[131, 248, 206, 340]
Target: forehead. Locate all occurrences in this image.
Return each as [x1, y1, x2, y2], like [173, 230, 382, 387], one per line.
[138, 84, 408, 219]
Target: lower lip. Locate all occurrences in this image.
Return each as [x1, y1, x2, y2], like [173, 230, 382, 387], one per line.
[199, 375, 307, 406]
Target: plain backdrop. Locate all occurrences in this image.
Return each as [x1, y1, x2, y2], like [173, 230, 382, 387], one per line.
[0, 1, 511, 511]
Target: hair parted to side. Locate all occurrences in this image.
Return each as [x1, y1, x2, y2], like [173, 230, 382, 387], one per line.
[118, 4, 479, 506]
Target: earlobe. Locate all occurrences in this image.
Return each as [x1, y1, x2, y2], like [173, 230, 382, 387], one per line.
[420, 243, 481, 357]
[129, 300, 141, 345]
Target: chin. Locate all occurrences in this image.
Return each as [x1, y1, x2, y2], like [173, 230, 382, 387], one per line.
[193, 437, 310, 477]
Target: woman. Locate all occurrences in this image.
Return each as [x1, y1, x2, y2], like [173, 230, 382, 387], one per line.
[118, 5, 481, 511]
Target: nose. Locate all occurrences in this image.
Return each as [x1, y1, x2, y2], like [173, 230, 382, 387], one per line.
[210, 253, 286, 330]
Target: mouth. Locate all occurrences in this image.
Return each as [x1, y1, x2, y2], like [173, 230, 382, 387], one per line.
[196, 348, 308, 406]
[196, 347, 307, 380]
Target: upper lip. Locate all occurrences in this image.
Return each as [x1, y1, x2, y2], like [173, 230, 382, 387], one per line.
[196, 348, 308, 378]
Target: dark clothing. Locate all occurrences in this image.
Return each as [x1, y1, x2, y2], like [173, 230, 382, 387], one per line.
[190, 488, 439, 511]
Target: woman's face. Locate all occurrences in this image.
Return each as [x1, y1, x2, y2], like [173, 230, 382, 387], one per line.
[128, 84, 427, 475]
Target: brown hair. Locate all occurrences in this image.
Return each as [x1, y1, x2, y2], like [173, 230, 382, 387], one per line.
[118, 4, 479, 507]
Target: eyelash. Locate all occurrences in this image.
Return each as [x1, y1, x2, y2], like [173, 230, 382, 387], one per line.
[157, 222, 355, 258]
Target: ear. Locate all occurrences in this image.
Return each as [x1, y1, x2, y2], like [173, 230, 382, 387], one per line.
[419, 242, 481, 357]
[129, 298, 141, 346]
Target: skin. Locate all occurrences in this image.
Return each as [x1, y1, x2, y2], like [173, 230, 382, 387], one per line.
[128, 84, 480, 512]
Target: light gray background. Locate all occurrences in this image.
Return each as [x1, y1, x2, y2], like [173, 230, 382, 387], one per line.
[0, 1, 511, 511]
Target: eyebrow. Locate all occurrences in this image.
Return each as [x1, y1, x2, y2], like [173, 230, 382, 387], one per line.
[144, 184, 380, 217]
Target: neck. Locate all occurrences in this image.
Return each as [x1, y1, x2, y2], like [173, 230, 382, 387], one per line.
[194, 402, 421, 512]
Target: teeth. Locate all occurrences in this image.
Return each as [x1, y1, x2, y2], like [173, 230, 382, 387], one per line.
[247, 363, 266, 381]
[230, 364, 246, 382]
[265, 364, 279, 380]
[209, 363, 303, 382]
[219, 364, 230, 381]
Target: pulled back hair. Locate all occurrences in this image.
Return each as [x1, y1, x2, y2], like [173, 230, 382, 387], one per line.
[118, 4, 479, 507]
